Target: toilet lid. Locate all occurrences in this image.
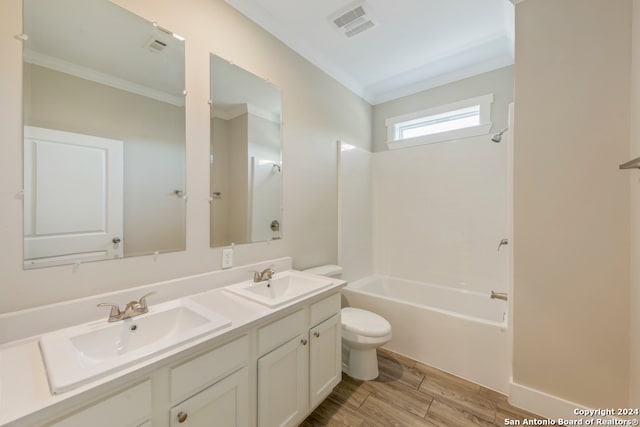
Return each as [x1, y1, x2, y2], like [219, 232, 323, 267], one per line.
[341, 307, 391, 337]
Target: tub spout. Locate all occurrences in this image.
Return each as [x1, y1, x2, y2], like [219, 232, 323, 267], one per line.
[491, 291, 508, 301]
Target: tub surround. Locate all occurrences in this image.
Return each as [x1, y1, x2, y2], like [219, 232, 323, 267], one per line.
[342, 275, 509, 393]
[0, 257, 346, 426]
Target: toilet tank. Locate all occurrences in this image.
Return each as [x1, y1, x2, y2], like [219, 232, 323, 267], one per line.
[303, 264, 343, 278]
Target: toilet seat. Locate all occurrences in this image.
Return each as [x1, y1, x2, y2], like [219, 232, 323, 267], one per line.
[341, 307, 391, 337]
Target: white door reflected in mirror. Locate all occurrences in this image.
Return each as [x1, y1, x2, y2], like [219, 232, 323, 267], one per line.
[23, 126, 124, 268]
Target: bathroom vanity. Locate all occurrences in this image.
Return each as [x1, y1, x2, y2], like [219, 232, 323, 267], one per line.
[0, 259, 344, 427]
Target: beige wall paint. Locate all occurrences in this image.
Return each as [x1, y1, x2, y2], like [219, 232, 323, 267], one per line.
[513, 0, 631, 407]
[24, 64, 186, 257]
[631, 0, 640, 408]
[210, 117, 231, 247]
[0, 0, 372, 313]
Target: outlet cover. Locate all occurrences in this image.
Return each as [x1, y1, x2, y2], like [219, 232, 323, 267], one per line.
[222, 248, 233, 269]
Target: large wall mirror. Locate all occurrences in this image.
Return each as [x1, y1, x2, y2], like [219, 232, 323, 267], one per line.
[210, 54, 283, 247]
[22, 0, 186, 268]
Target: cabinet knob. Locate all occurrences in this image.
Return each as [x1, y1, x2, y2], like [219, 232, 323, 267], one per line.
[177, 411, 188, 423]
[300, 339, 308, 346]
[112, 237, 121, 244]
[314, 331, 320, 338]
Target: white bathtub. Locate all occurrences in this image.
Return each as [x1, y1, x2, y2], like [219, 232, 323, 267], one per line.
[341, 275, 510, 393]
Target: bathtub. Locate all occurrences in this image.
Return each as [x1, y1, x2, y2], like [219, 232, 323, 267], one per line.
[341, 275, 510, 393]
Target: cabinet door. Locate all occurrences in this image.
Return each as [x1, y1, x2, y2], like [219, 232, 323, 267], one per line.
[257, 334, 309, 427]
[309, 313, 342, 408]
[170, 368, 249, 427]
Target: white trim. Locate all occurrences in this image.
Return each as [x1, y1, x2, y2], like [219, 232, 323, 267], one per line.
[508, 381, 622, 422]
[211, 103, 281, 124]
[24, 50, 185, 107]
[385, 93, 493, 149]
[509, 381, 583, 420]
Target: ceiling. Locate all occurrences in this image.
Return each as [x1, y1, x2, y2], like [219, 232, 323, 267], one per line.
[24, 0, 185, 106]
[225, 0, 515, 105]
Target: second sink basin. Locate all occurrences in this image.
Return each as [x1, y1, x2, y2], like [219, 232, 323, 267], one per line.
[224, 270, 333, 308]
[40, 298, 231, 393]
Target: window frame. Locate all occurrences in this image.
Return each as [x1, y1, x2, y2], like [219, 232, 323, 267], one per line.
[385, 93, 494, 150]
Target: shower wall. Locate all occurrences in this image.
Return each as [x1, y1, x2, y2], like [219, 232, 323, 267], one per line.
[372, 135, 509, 293]
[370, 67, 513, 293]
[339, 143, 373, 282]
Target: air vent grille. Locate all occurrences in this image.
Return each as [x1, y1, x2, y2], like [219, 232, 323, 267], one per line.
[345, 20, 375, 38]
[146, 37, 168, 53]
[333, 6, 365, 28]
[330, 2, 376, 38]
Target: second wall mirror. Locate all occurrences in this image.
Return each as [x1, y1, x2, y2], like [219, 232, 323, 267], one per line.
[209, 54, 283, 248]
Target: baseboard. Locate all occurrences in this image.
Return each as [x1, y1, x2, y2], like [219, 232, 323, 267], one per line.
[509, 381, 590, 421]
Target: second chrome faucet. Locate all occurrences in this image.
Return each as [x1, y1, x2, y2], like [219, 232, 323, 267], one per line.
[252, 267, 275, 283]
[97, 291, 156, 322]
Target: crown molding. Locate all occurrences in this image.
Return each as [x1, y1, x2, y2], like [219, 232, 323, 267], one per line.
[24, 50, 185, 107]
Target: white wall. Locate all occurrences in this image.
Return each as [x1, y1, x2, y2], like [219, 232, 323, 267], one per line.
[371, 134, 509, 293]
[0, 0, 372, 313]
[370, 67, 512, 293]
[339, 144, 373, 282]
[513, 0, 631, 408]
[248, 113, 282, 242]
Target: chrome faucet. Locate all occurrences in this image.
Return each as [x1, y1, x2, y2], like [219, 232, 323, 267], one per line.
[253, 267, 275, 283]
[97, 291, 156, 322]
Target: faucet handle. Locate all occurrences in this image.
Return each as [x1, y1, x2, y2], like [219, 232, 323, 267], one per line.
[97, 303, 121, 317]
[262, 266, 275, 279]
[138, 291, 156, 309]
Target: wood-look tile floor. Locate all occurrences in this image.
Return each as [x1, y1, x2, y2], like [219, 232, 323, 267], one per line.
[301, 348, 540, 427]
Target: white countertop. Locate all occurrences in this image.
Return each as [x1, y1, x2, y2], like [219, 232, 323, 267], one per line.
[0, 259, 345, 427]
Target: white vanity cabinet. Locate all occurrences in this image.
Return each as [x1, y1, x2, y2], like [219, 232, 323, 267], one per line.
[14, 288, 344, 427]
[309, 313, 341, 408]
[168, 336, 250, 427]
[47, 380, 152, 427]
[169, 367, 248, 427]
[256, 294, 341, 427]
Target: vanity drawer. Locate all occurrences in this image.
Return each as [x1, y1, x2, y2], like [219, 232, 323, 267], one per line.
[310, 293, 341, 327]
[170, 335, 249, 404]
[49, 380, 151, 427]
[258, 309, 306, 356]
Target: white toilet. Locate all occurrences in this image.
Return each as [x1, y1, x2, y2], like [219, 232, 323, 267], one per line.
[303, 265, 392, 381]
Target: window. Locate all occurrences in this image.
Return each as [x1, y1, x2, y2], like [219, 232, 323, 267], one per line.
[385, 94, 493, 150]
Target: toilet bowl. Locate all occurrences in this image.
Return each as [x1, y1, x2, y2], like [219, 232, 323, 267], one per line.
[341, 307, 392, 380]
[303, 265, 392, 381]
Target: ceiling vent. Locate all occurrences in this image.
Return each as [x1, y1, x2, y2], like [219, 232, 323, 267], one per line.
[146, 38, 168, 53]
[146, 25, 172, 53]
[330, 2, 377, 38]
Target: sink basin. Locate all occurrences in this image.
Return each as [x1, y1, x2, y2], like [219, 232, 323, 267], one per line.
[40, 298, 231, 393]
[224, 270, 333, 308]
